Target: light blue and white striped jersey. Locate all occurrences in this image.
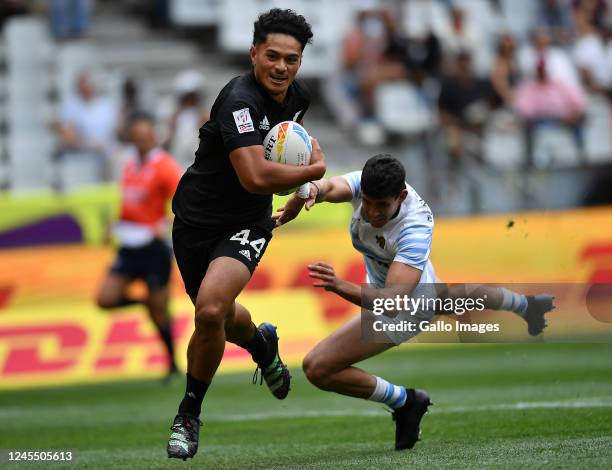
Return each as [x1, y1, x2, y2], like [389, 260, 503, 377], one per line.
[342, 171, 437, 288]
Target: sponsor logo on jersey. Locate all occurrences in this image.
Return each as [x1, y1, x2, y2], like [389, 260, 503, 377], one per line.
[239, 249, 251, 261]
[376, 235, 386, 249]
[292, 110, 303, 121]
[259, 116, 270, 130]
[233, 108, 255, 134]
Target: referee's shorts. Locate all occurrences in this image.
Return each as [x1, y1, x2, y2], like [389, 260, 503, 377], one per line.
[110, 238, 173, 291]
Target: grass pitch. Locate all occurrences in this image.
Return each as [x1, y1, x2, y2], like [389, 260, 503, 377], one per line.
[1, 343, 611, 469]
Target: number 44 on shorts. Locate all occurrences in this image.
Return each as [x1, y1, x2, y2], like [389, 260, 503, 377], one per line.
[229, 229, 266, 259]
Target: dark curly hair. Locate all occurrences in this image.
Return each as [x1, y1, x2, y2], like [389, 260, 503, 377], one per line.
[253, 8, 313, 51]
[361, 154, 406, 199]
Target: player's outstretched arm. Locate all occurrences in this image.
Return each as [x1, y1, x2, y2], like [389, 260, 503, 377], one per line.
[304, 176, 354, 210]
[229, 140, 326, 194]
[308, 262, 362, 306]
[273, 172, 354, 227]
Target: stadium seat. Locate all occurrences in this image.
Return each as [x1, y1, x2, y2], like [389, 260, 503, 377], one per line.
[8, 137, 54, 193]
[3, 17, 56, 194]
[4, 17, 53, 68]
[170, 0, 220, 26]
[584, 95, 612, 164]
[532, 125, 581, 169]
[483, 111, 525, 170]
[56, 151, 104, 191]
[374, 82, 433, 135]
[499, 0, 539, 40]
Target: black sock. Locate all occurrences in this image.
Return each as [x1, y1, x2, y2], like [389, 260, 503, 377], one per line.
[116, 296, 143, 308]
[240, 323, 270, 366]
[155, 319, 177, 371]
[178, 373, 209, 417]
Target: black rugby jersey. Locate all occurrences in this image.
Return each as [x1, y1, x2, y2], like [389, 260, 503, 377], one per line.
[172, 71, 310, 229]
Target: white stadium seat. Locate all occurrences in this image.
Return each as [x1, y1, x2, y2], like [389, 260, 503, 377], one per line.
[532, 126, 580, 169]
[584, 95, 612, 164]
[374, 82, 433, 135]
[170, 0, 221, 26]
[57, 152, 104, 191]
[8, 137, 55, 193]
[483, 111, 525, 170]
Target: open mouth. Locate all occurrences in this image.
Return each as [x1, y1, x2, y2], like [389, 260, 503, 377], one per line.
[270, 75, 288, 86]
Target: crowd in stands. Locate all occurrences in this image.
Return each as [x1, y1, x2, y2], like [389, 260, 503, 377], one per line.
[1, 0, 611, 209]
[328, 0, 612, 169]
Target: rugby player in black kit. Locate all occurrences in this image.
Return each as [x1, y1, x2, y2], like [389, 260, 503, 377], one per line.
[167, 9, 326, 460]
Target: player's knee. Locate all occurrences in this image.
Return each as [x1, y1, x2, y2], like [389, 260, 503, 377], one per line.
[194, 301, 228, 331]
[302, 353, 332, 389]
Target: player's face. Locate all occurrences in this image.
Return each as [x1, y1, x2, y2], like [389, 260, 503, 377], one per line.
[130, 120, 157, 155]
[251, 33, 302, 102]
[361, 190, 408, 228]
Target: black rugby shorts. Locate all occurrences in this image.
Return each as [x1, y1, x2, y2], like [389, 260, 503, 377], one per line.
[172, 217, 273, 298]
[110, 238, 173, 291]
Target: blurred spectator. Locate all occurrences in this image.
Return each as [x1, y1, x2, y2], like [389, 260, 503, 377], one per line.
[487, 0, 504, 14]
[340, 5, 409, 121]
[96, 113, 183, 382]
[164, 70, 209, 169]
[56, 71, 119, 180]
[537, 0, 573, 44]
[438, 51, 491, 162]
[518, 27, 582, 88]
[437, 7, 482, 72]
[147, 0, 169, 29]
[490, 34, 520, 109]
[572, 0, 609, 32]
[50, 0, 90, 40]
[515, 57, 587, 162]
[0, 0, 30, 30]
[572, 20, 612, 95]
[117, 76, 149, 143]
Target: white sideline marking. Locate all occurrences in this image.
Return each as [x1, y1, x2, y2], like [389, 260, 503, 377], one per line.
[206, 399, 612, 422]
[1, 398, 611, 424]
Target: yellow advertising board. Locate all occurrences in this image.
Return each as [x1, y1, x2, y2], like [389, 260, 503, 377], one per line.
[0, 207, 611, 389]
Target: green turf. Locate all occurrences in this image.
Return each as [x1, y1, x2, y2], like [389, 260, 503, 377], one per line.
[1, 343, 611, 469]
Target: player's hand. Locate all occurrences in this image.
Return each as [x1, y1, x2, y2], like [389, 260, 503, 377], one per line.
[308, 262, 340, 292]
[273, 194, 306, 228]
[308, 137, 326, 180]
[304, 181, 320, 211]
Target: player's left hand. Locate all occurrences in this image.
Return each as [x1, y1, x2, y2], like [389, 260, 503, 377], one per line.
[273, 194, 306, 228]
[308, 262, 340, 292]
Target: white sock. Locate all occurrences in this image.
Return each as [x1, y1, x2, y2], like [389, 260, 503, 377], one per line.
[498, 288, 528, 317]
[368, 376, 407, 409]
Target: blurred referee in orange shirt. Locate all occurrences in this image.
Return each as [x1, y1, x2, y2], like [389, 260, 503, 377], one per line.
[96, 112, 184, 381]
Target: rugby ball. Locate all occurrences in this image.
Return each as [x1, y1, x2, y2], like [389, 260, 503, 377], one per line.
[263, 121, 312, 195]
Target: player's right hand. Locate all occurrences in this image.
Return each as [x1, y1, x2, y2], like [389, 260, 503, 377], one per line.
[308, 137, 326, 180]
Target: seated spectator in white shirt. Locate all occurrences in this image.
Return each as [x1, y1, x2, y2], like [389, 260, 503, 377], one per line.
[56, 71, 119, 181]
[572, 22, 612, 96]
